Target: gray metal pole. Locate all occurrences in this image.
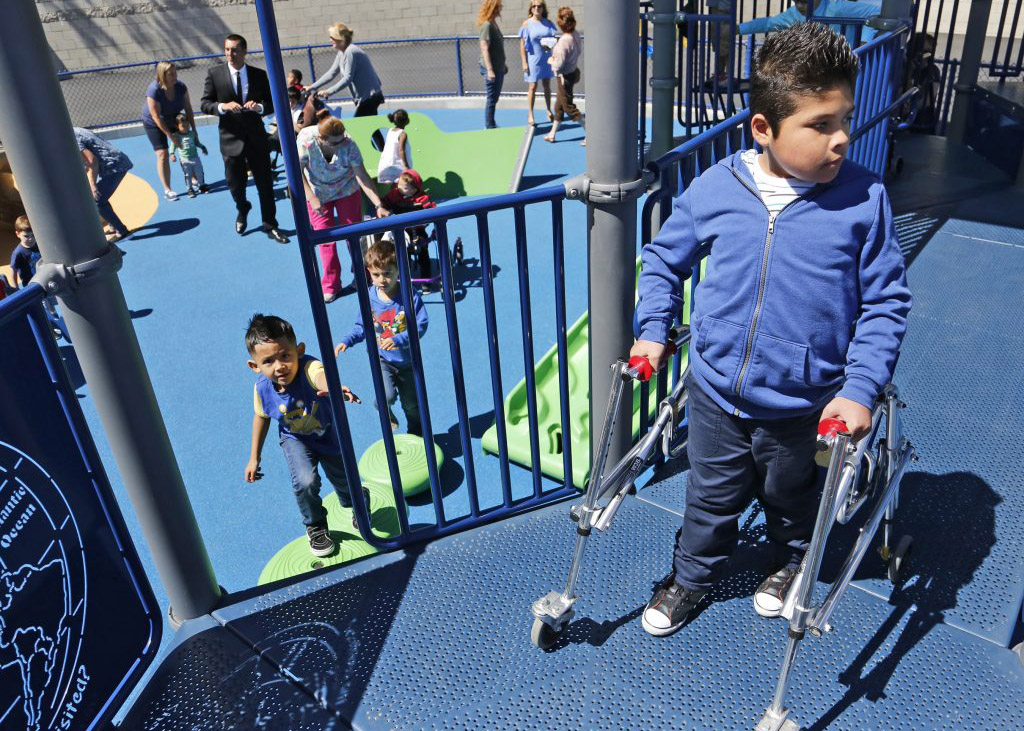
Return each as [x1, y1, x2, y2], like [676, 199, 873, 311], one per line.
[946, 0, 993, 144]
[586, 0, 640, 467]
[649, 0, 678, 161]
[0, 0, 220, 622]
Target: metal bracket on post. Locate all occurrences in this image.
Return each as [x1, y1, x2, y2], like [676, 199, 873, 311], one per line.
[564, 169, 657, 204]
[30, 245, 123, 297]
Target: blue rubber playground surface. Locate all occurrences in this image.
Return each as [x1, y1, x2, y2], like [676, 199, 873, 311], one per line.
[63, 113, 1024, 727]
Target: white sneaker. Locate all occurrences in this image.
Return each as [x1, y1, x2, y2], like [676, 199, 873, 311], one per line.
[753, 566, 796, 618]
[164, 189, 178, 201]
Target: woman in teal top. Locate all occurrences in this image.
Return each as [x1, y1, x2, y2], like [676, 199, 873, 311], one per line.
[518, 1, 557, 126]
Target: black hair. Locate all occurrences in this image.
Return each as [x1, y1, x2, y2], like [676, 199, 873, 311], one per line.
[225, 33, 248, 51]
[288, 68, 303, 82]
[387, 109, 410, 128]
[750, 23, 858, 134]
[287, 86, 302, 101]
[245, 313, 296, 354]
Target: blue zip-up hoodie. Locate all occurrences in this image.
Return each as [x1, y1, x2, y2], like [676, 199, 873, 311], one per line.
[636, 151, 911, 418]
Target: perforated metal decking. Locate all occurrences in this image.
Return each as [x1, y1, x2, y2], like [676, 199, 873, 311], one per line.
[119, 138, 1024, 730]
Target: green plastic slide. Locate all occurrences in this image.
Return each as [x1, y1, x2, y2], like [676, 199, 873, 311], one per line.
[481, 261, 695, 487]
[340, 112, 528, 198]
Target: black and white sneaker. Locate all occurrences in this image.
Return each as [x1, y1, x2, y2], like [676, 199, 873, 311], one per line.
[642, 575, 707, 637]
[306, 524, 335, 557]
[351, 486, 372, 530]
[754, 566, 796, 618]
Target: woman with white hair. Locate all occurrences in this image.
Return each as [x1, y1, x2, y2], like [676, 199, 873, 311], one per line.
[308, 22, 385, 118]
[141, 60, 198, 200]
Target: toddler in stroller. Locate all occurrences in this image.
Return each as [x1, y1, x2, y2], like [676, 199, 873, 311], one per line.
[376, 169, 437, 281]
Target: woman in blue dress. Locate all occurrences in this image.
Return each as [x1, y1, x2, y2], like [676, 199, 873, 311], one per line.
[518, 1, 557, 126]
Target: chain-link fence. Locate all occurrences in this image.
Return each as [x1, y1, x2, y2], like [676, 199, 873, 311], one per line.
[56, 36, 588, 131]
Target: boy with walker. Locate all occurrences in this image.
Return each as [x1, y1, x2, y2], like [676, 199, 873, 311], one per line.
[631, 23, 912, 637]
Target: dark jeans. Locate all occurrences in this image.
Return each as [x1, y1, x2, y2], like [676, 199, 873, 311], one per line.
[480, 64, 506, 129]
[354, 91, 385, 117]
[279, 437, 354, 527]
[355, 92, 386, 150]
[95, 169, 130, 236]
[673, 374, 820, 591]
[379, 359, 421, 436]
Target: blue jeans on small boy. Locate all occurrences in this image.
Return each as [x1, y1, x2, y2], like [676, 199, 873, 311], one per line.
[279, 437, 353, 527]
[379, 359, 421, 436]
[480, 64, 505, 129]
[673, 374, 820, 591]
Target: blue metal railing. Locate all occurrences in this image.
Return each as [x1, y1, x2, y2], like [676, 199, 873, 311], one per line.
[251, 0, 911, 554]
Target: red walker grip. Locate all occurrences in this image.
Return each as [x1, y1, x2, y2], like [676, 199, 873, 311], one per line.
[817, 417, 849, 438]
[628, 355, 654, 382]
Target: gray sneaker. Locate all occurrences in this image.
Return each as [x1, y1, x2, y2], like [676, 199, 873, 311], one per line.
[306, 524, 335, 557]
[754, 566, 796, 618]
[642, 575, 707, 637]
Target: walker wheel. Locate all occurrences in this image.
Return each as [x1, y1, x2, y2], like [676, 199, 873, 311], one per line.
[887, 534, 913, 584]
[530, 617, 560, 650]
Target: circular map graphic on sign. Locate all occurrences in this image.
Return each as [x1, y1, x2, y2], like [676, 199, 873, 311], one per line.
[0, 441, 88, 731]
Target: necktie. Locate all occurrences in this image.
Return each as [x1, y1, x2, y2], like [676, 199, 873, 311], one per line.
[234, 70, 243, 102]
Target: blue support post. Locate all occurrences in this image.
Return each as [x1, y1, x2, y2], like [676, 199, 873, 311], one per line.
[455, 37, 465, 96]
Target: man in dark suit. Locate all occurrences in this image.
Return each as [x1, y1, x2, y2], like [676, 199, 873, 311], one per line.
[201, 33, 289, 243]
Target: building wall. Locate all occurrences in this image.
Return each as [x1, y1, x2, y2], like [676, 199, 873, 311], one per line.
[37, 1, 588, 70]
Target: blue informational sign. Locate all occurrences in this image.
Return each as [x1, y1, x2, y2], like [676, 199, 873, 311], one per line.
[0, 286, 160, 730]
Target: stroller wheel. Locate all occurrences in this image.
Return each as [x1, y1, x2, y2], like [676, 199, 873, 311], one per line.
[530, 617, 560, 650]
[887, 534, 912, 584]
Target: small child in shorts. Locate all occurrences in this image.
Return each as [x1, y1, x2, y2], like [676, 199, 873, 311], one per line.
[335, 239, 429, 436]
[631, 23, 912, 637]
[168, 113, 209, 198]
[244, 314, 369, 557]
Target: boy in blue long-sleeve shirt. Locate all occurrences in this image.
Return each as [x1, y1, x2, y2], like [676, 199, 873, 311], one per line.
[632, 24, 911, 636]
[335, 239, 429, 436]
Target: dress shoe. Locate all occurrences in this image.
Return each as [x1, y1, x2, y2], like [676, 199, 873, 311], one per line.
[235, 211, 247, 234]
[266, 227, 290, 244]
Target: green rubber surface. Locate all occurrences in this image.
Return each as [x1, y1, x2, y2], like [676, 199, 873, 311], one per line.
[256, 482, 402, 585]
[358, 434, 445, 497]
[481, 259, 699, 487]
[340, 112, 527, 197]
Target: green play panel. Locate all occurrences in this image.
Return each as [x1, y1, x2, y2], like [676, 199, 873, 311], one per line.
[257, 481, 402, 585]
[481, 259, 701, 487]
[340, 112, 528, 198]
[359, 433, 445, 497]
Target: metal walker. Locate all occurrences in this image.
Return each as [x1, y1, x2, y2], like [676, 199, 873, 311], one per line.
[530, 329, 691, 649]
[529, 338, 917, 731]
[756, 385, 916, 730]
